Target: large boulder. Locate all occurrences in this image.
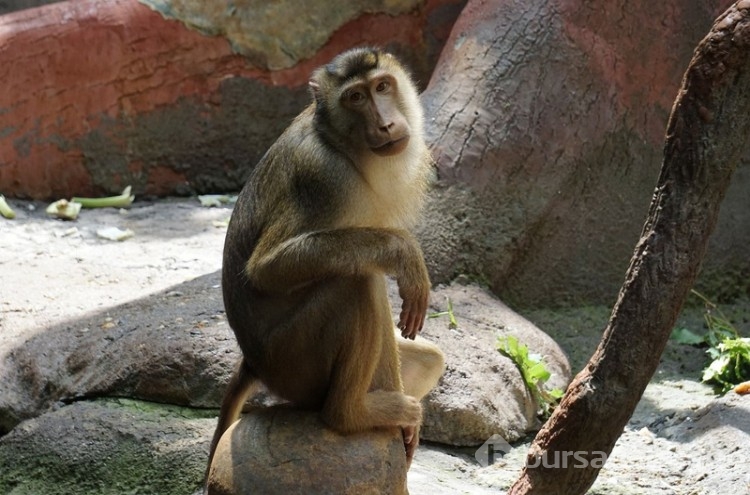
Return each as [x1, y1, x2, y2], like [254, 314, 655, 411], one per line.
[413, 283, 571, 445]
[207, 408, 408, 495]
[0, 399, 214, 495]
[0, 0, 464, 199]
[418, 0, 748, 307]
[0, 271, 235, 433]
[1, 270, 571, 447]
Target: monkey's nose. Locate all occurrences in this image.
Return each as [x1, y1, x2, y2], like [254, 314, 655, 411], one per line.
[379, 122, 395, 133]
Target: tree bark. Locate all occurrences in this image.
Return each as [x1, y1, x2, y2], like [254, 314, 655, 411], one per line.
[509, 2, 750, 493]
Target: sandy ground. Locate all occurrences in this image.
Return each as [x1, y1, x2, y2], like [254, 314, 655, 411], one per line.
[1, 196, 749, 495]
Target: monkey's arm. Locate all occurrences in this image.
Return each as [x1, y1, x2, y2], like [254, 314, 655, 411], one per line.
[247, 227, 429, 338]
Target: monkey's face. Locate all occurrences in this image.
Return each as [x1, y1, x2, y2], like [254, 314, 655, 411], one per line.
[337, 73, 411, 156]
[339, 72, 412, 157]
[310, 48, 423, 160]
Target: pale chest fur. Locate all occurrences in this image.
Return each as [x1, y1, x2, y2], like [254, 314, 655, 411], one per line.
[340, 142, 431, 230]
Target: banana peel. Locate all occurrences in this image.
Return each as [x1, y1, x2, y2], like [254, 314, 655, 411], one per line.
[72, 186, 134, 208]
[46, 186, 135, 220]
[0, 194, 15, 219]
[198, 194, 236, 207]
[46, 199, 82, 220]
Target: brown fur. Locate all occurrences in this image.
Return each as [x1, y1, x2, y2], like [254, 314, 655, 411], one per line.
[205, 47, 445, 488]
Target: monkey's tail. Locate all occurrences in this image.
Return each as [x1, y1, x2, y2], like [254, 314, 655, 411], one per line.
[204, 359, 259, 493]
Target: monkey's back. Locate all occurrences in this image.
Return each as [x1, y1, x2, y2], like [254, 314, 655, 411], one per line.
[221, 105, 349, 363]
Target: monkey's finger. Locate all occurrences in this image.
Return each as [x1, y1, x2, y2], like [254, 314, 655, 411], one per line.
[402, 425, 418, 468]
[398, 307, 411, 338]
[399, 310, 414, 339]
[409, 297, 428, 338]
[404, 310, 421, 340]
[398, 304, 416, 339]
[416, 311, 426, 333]
[408, 310, 422, 339]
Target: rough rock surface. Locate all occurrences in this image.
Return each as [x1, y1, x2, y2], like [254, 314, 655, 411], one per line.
[141, 0, 421, 70]
[207, 408, 408, 495]
[0, 271, 235, 432]
[413, 283, 571, 445]
[0, 198, 748, 494]
[0, 399, 214, 495]
[418, 0, 748, 307]
[1, 263, 571, 448]
[0, 0, 464, 199]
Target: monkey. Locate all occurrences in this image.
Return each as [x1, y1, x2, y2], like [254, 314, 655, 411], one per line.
[205, 47, 445, 487]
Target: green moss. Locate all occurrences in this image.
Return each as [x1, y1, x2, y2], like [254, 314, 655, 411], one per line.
[100, 397, 218, 419]
[1, 441, 201, 494]
[0, 399, 215, 495]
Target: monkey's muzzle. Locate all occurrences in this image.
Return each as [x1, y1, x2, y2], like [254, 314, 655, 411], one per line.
[371, 136, 410, 157]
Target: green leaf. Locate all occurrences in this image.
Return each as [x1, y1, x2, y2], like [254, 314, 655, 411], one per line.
[548, 388, 565, 400]
[497, 335, 563, 419]
[670, 327, 705, 345]
[428, 297, 459, 329]
[527, 362, 551, 383]
[0, 194, 16, 219]
[702, 338, 750, 393]
[702, 354, 730, 383]
[72, 186, 134, 208]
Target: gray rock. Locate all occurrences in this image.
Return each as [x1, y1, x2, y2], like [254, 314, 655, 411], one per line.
[0, 271, 238, 432]
[413, 282, 572, 446]
[140, 0, 422, 70]
[418, 0, 750, 308]
[1, 273, 570, 451]
[0, 399, 213, 495]
[207, 407, 408, 495]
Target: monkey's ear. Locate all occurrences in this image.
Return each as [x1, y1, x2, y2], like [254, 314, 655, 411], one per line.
[309, 79, 321, 98]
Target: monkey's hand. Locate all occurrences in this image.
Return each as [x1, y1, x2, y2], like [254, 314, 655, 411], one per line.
[397, 252, 430, 340]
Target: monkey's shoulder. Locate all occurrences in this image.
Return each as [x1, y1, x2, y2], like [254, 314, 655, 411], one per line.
[250, 123, 349, 220]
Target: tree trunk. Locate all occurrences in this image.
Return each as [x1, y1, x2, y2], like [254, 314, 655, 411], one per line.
[509, 2, 750, 493]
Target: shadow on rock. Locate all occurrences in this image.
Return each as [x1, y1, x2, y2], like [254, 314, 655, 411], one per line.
[0, 274, 573, 494]
[0, 270, 238, 434]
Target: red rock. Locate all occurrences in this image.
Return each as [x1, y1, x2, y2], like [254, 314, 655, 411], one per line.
[0, 0, 464, 199]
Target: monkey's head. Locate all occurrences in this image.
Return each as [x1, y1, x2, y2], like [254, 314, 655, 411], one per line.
[310, 47, 424, 158]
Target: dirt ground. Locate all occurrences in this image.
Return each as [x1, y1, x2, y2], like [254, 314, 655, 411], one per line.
[1, 197, 749, 494]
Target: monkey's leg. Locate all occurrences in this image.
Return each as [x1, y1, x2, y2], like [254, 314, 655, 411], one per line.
[397, 334, 446, 466]
[204, 359, 259, 488]
[319, 276, 422, 434]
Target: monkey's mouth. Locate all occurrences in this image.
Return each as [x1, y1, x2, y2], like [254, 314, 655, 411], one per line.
[371, 136, 409, 156]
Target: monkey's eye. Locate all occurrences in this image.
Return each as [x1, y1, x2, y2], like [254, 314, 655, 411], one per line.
[375, 80, 390, 93]
[348, 91, 366, 104]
